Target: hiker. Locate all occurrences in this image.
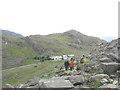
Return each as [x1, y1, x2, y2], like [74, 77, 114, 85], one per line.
[81, 54, 85, 59]
[75, 60, 79, 65]
[70, 58, 73, 61]
[64, 60, 69, 71]
[80, 55, 87, 64]
[80, 56, 87, 75]
[69, 61, 75, 71]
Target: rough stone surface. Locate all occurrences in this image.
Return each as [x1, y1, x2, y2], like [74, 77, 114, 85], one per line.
[25, 78, 39, 86]
[39, 78, 74, 88]
[85, 63, 96, 67]
[106, 53, 119, 62]
[99, 84, 118, 88]
[68, 75, 85, 85]
[113, 79, 118, 85]
[100, 62, 119, 73]
[99, 57, 112, 62]
[3, 84, 14, 88]
[89, 74, 110, 82]
[100, 78, 108, 84]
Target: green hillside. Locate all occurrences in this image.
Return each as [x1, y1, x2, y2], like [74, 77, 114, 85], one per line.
[2, 29, 106, 69]
[2, 34, 39, 69]
[3, 60, 65, 86]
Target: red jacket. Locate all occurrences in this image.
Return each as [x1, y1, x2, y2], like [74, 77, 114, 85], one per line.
[69, 62, 74, 67]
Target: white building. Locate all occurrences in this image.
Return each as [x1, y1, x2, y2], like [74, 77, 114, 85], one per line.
[50, 56, 62, 60]
[62, 55, 68, 60]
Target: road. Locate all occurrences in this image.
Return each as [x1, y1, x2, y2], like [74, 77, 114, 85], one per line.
[2, 63, 41, 72]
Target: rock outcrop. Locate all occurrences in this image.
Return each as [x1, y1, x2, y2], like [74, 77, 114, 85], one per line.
[3, 38, 120, 89]
[100, 62, 119, 73]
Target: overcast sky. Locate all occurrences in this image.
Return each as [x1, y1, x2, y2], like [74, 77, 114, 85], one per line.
[0, 0, 119, 39]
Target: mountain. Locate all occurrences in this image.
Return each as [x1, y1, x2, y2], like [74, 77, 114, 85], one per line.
[89, 38, 119, 61]
[2, 29, 106, 69]
[1, 29, 23, 38]
[2, 30, 38, 69]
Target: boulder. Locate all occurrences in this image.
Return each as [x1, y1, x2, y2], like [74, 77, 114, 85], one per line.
[58, 72, 67, 76]
[39, 78, 74, 89]
[17, 84, 24, 88]
[106, 53, 119, 63]
[106, 46, 113, 50]
[100, 78, 108, 84]
[3, 84, 14, 88]
[113, 80, 118, 85]
[99, 84, 118, 88]
[89, 74, 110, 82]
[109, 74, 116, 79]
[25, 78, 39, 86]
[99, 57, 113, 62]
[19, 84, 30, 88]
[68, 75, 85, 85]
[80, 85, 90, 88]
[100, 62, 119, 73]
[109, 79, 113, 83]
[85, 63, 96, 67]
[50, 76, 69, 80]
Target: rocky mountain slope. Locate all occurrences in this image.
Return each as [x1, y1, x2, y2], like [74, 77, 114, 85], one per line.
[3, 38, 119, 89]
[89, 38, 119, 62]
[25, 30, 105, 56]
[2, 29, 105, 68]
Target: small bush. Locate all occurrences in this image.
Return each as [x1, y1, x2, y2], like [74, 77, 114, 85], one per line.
[88, 81, 103, 88]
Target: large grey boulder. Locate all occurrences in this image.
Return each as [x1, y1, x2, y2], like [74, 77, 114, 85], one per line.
[89, 74, 110, 82]
[99, 84, 118, 88]
[85, 63, 96, 67]
[106, 53, 119, 63]
[99, 57, 113, 62]
[68, 75, 85, 85]
[3, 84, 14, 88]
[113, 79, 118, 85]
[100, 62, 119, 73]
[25, 78, 39, 86]
[39, 78, 74, 89]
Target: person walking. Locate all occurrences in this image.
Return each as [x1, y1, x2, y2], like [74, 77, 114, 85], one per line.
[80, 56, 87, 75]
[69, 61, 75, 71]
[64, 60, 69, 71]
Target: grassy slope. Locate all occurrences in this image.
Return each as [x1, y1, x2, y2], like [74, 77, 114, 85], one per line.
[2, 34, 39, 69]
[29, 34, 92, 56]
[2, 30, 105, 69]
[47, 33, 93, 55]
[2, 60, 65, 87]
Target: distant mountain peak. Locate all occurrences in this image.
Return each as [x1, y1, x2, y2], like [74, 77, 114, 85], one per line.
[64, 29, 81, 33]
[1, 29, 23, 38]
[63, 30, 85, 38]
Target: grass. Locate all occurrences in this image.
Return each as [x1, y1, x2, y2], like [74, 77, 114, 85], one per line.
[88, 81, 103, 88]
[2, 31, 92, 69]
[2, 60, 65, 87]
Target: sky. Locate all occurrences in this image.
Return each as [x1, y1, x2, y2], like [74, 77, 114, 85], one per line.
[0, 0, 119, 40]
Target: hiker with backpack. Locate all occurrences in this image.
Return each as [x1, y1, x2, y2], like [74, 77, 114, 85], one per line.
[64, 60, 69, 71]
[80, 55, 87, 75]
[69, 61, 75, 71]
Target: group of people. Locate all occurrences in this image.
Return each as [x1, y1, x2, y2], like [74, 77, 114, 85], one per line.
[64, 55, 87, 71]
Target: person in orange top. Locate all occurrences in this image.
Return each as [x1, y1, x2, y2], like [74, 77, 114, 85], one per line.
[69, 61, 75, 71]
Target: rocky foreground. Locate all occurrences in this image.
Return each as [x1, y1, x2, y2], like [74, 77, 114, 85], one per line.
[3, 39, 120, 89]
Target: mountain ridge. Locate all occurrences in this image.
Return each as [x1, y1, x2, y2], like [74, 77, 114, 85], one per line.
[2, 29, 106, 68]
[1, 29, 23, 38]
